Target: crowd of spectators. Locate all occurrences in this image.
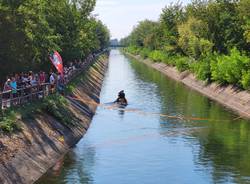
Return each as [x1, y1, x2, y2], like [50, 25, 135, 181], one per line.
[0, 54, 95, 108]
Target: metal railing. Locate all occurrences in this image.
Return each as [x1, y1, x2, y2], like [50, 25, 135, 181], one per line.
[0, 51, 104, 110]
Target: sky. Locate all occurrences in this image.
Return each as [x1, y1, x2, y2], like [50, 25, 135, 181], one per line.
[93, 0, 190, 40]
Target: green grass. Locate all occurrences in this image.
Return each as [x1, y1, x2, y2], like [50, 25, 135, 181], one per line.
[0, 94, 78, 133]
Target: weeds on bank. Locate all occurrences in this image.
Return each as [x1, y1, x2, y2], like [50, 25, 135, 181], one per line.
[41, 94, 79, 127]
[0, 94, 78, 133]
[0, 110, 20, 133]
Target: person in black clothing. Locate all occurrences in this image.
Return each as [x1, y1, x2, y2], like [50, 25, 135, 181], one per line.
[115, 90, 128, 105]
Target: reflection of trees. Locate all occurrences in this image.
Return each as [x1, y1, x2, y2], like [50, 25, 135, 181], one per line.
[130, 57, 250, 183]
[36, 144, 96, 184]
[193, 119, 250, 184]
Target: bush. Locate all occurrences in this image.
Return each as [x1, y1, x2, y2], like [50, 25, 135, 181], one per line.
[241, 71, 250, 90]
[126, 46, 141, 55]
[190, 56, 213, 81]
[139, 48, 151, 59]
[211, 48, 250, 86]
[0, 110, 20, 133]
[148, 50, 167, 62]
[175, 56, 190, 72]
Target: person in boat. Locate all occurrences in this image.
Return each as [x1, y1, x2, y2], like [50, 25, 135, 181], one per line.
[114, 90, 128, 105]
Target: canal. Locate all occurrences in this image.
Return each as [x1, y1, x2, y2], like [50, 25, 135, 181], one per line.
[37, 49, 250, 184]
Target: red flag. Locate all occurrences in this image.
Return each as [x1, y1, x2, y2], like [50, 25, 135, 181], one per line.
[49, 51, 64, 76]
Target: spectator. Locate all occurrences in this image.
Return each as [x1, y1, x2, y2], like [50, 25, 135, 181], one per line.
[49, 72, 55, 85]
[1, 53, 96, 109]
[39, 71, 46, 85]
[49, 72, 56, 93]
[30, 74, 38, 86]
[57, 72, 65, 94]
[2, 78, 11, 108]
[10, 77, 18, 105]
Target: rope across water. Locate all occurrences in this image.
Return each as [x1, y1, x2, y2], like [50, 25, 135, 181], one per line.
[67, 96, 241, 122]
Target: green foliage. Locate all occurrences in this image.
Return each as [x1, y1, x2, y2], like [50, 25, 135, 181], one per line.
[238, 0, 250, 44]
[0, 110, 20, 133]
[121, 20, 160, 50]
[125, 46, 141, 55]
[160, 2, 185, 53]
[0, 53, 109, 134]
[148, 50, 167, 62]
[0, 0, 110, 82]
[211, 48, 250, 87]
[0, 93, 77, 133]
[175, 57, 190, 72]
[123, 0, 250, 90]
[178, 17, 213, 59]
[191, 56, 213, 81]
[241, 71, 250, 90]
[139, 48, 151, 59]
[41, 95, 78, 126]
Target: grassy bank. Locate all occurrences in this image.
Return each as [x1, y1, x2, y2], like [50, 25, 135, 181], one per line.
[0, 94, 78, 134]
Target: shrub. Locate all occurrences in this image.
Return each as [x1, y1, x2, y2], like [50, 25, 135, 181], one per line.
[139, 48, 151, 58]
[161, 55, 176, 66]
[126, 46, 141, 55]
[211, 48, 250, 86]
[0, 110, 20, 133]
[241, 71, 250, 90]
[191, 56, 213, 81]
[148, 50, 167, 62]
[175, 56, 190, 72]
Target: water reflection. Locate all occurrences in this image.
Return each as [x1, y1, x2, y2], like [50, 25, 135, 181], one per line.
[36, 143, 96, 184]
[37, 50, 250, 184]
[129, 56, 250, 183]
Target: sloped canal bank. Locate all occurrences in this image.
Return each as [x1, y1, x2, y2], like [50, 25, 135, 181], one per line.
[37, 49, 250, 184]
[0, 55, 109, 184]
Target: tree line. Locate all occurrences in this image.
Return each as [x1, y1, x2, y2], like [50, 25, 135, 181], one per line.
[121, 0, 250, 89]
[0, 0, 110, 83]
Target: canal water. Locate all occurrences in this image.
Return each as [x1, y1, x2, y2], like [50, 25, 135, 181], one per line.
[37, 49, 250, 184]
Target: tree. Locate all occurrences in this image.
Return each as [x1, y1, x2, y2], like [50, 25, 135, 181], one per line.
[160, 1, 185, 53]
[178, 17, 213, 59]
[238, 0, 250, 44]
[0, 0, 110, 83]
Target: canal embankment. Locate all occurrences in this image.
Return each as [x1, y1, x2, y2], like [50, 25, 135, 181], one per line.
[125, 52, 250, 119]
[0, 54, 109, 184]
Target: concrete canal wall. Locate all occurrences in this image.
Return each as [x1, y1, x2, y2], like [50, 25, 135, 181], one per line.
[126, 53, 250, 120]
[0, 55, 109, 184]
